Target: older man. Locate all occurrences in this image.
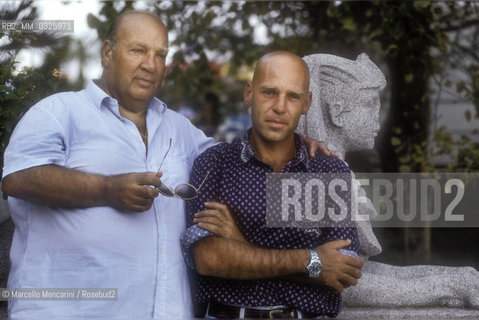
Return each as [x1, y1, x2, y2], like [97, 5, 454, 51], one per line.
[182, 51, 362, 318]
[1, 11, 215, 318]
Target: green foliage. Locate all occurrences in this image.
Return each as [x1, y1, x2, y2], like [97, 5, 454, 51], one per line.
[84, 1, 479, 173]
[0, 1, 74, 176]
[457, 142, 479, 171]
[0, 49, 66, 174]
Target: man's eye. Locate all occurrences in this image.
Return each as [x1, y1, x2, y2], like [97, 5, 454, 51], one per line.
[263, 90, 275, 96]
[289, 94, 300, 101]
[131, 48, 144, 53]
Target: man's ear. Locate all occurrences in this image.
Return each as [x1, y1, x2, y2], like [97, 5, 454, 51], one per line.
[301, 91, 312, 115]
[327, 102, 344, 127]
[243, 81, 253, 107]
[101, 40, 113, 68]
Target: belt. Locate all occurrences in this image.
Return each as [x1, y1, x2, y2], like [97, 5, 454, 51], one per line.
[206, 301, 322, 318]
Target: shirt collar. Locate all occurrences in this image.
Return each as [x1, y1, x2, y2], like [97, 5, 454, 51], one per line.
[85, 80, 166, 114]
[85, 80, 110, 110]
[238, 129, 310, 170]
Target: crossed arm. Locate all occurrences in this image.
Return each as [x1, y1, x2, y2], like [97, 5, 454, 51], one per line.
[191, 202, 363, 292]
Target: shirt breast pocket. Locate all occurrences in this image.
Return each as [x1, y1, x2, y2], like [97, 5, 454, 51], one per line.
[161, 154, 190, 189]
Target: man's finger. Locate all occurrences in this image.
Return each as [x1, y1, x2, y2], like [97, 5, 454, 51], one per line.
[132, 195, 155, 207]
[338, 273, 358, 288]
[327, 239, 352, 250]
[330, 280, 344, 293]
[197, 222, 222, 235]
[194, 216, 224, 227]
[317, 141, 331, 157]
[127, 201, 153, 212]
[136, 172, 163, 188]
[343, 256, 363, 269]
[204, 201, 228, 212]
[137, 185, 160, 199]
[342, 265, 362, 279]
[145, 186, 160, 198]
[195, 209, 224, 219]
[301, 134, 318, 158]
[318, 142, 338, 158]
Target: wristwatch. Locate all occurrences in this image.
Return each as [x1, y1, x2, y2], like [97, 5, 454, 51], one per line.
[306, 249, 322, 278]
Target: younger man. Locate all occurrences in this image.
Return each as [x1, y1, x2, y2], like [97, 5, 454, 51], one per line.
[181, 51, 362, 318]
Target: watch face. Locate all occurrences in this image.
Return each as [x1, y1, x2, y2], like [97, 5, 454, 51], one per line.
[307, 249, 322, 277]
[308, 261, 322, 277]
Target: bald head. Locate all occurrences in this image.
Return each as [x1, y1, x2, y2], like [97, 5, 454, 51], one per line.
[253, 51, 310, 92]
[106, 11, 167, 50]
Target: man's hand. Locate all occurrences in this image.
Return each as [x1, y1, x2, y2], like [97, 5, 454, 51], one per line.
[315, 239, 363, 292]
[2, 164, 162, 212]
[194, 202, 247, 243]
[301, 134, 339, 158]
[105, 172, 162, 212]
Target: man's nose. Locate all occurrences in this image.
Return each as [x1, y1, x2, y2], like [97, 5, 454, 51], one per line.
[272, 95, 287, 113]
[141, 52, 157, 72]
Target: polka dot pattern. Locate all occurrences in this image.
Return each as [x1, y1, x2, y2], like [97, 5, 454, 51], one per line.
[181, 133, 359, 316]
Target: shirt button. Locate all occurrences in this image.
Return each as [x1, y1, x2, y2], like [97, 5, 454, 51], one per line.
[159, 249, 163, 254]
[158, 281, 162, 286]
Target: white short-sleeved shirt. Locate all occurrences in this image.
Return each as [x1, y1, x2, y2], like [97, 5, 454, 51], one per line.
[2, 81, 214, 318]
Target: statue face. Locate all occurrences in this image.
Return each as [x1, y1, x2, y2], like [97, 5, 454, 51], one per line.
[341, 90, 381, 151]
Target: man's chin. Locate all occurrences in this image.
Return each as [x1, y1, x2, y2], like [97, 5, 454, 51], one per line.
[260, 131, 291, 144]
[129, 91, 158, 103]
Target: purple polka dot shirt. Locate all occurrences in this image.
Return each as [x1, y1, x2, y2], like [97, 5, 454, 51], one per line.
[181, 132, 359, 317]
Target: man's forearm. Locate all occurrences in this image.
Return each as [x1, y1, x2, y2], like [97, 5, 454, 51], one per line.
[193, 236, 309, 279]
[2, 165, 108, 207]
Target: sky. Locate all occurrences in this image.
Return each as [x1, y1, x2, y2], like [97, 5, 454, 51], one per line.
[22, 0, 103, 80]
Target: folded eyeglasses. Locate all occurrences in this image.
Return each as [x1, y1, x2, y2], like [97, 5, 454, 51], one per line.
[156, 138, 212, 200]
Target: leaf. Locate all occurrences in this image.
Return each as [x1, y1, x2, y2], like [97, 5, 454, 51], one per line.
[87, 13, 102, 29]
[404, 74, 414, 83]
[384, 44, 398, 56]
[368, 28, 384, 40]
[413, 1, 431, 10]
[391, 137, 401, 146]
[326, 4, 337, 18]
[341, 17, 357, 31]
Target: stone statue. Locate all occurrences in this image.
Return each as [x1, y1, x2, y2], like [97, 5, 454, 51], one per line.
[298, 53, 479, 309]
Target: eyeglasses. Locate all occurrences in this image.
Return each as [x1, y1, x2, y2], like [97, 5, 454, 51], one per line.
[156, 138, 212, 200]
